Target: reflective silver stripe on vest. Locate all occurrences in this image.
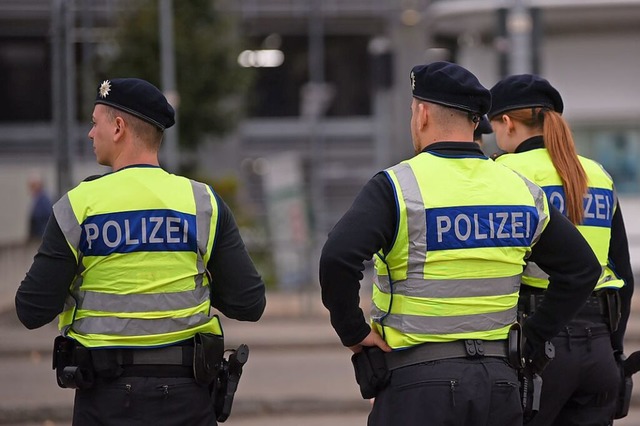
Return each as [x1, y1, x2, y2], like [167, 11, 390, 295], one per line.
[72, 313, 212, 336]
[370, 305, 518, 335]
[523, 262, 548, 280]
[376, 275, 520, 298]
[53, 194, 82, 249]
[514, 173, 548, 246]
[525, 262, 613, 288]
[53, 195, 85, 315]
[391, 163, 428, 275]
[191, 180, 212, 288]
[76, 286, 211, 312]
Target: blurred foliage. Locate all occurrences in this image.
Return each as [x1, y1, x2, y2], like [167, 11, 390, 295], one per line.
[95, 0, 277, 287]
[98, 0, 253, 151]
[192, 173, 277, 289]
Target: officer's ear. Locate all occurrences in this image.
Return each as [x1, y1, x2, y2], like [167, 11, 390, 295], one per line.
[415, 101, 429, 130]
[499, 114, 516, 135]
[113, 116, 126, 142]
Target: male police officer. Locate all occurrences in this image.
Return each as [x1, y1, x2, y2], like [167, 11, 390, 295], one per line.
[319, 62, 601, 425]
[15, 78, 266, 425]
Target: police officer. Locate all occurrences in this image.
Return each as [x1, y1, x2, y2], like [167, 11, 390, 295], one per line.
[15, 78, 266, 425]
[488, 74, 634, 426]
[319, 61, 602, 426]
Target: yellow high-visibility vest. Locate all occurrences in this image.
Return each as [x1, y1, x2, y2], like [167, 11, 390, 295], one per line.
[497, 148, 624, 291]
[53, 167, 222, 348]
[373, 152, 550, 349]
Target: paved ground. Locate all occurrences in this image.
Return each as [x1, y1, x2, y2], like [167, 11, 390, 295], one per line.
[3, 291, 640, 425]
[0, 289, 373, 426]
[3, 262, 640, 425]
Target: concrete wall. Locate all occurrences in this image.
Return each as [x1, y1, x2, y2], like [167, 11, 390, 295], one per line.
[459, 31, 640, 126]
[544, 32, 640, 124]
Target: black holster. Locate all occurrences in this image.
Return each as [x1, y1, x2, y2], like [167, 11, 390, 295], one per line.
[213, 344, 249, 423]
[351, 346, 390, 399]
[52, 336, 95, 389]
[508, 323, 525, 370]
[193, 332, 225, 386]
[614, 353, 633, 419]
[602, 289, 621, 332]
[520, 370, 543, 424]
[518, 331, 555, 424]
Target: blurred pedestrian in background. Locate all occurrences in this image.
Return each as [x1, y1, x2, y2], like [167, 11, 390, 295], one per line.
[15, 78, 266, 425]
[27, 173, 52, 241]
[319, 61, 601, 426]
[489, 74, 634, 426]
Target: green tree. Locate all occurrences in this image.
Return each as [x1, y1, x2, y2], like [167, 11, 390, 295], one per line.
[99, 0, 251, 152]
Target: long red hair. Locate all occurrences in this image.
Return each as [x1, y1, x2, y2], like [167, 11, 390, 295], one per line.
[505, 108, 588, 224]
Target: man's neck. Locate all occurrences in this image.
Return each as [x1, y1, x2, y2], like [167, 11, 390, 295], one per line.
[111, 153, 160, 171]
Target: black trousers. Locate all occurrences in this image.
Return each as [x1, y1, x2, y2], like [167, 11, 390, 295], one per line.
[73, 375, 217, 426]
[368, 357, 521, 426]
[525, 323, 619, 426]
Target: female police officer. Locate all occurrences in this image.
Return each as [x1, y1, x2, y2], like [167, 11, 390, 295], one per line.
[489, 74, 634, 426]
[319, 62, 602, 426]
[15, 78, 266, 425]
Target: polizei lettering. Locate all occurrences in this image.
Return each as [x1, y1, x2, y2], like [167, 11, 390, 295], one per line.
[79, 209, 198, 256]
[426, 205, 539, 251]
[543, 185, 613, 228]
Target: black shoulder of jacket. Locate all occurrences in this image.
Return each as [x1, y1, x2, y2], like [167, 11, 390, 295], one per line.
[82, 174, 105, 182]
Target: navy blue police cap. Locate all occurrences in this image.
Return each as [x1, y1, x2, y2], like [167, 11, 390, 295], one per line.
[473, 115, 493, 140]
[488, 74, 563, 119]
[94, 78, 175, 130]
[410, 61, 491, 116]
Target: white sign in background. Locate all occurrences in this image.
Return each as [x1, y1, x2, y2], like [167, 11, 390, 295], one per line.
[262, 152, 312, 290]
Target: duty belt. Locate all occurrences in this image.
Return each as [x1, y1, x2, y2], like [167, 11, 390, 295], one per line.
[90, 345, 196, 379]
[385, 339, 509, 371]
[519, 287, 608, 318]
[91, 344, 194, 371]
[116, 345, 194, 366]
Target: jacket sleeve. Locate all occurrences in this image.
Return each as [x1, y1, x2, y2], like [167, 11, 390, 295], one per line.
[522, 206, 602, 347]
[608, 202, 634, 353]
[15, 215, 78, 329]
[207, 194, 266, 322]
[319, 173, 397, 347]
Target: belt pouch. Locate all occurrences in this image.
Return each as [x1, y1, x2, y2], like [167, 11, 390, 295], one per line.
[351, 346, 390, 399]
[53, 336, 73, 371]
[193, 332, 224, 386]
[52, 336, 95, 389]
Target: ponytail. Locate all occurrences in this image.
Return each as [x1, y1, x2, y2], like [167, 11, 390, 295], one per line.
[504, 108, 588, 224]
[542, 109, 588, 224]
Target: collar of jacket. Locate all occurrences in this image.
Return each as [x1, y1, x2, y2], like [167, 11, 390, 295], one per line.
[515, 135, 545, 153]
[421, 141, 485, 157]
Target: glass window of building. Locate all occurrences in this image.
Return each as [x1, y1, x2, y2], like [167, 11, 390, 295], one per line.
[243, 35, 371, 118]
[0, 38, 51, 121]
[575, 127, 640, 194]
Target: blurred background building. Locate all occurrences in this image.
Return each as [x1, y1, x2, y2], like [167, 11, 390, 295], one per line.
[1, 0, 640, 287]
